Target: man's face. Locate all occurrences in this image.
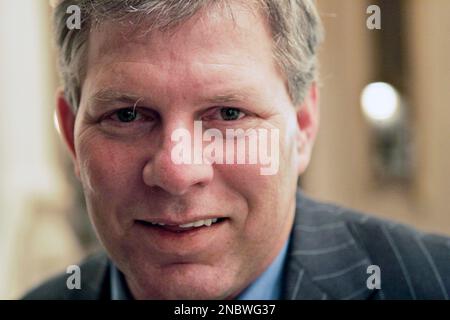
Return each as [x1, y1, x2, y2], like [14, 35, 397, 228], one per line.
[63, 3, 316, 299]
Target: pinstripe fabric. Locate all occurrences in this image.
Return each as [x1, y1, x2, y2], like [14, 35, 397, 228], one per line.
[282, 192, 373, 300]
[24, 190, 450, 300]
[282, 191, 450, 300]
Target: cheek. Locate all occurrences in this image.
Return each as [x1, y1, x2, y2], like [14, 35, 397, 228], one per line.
[214, 162, 294, 270]
[215, 133, 297, 232]
[76, 135, 146, 202]
[76, 136, 152, 241]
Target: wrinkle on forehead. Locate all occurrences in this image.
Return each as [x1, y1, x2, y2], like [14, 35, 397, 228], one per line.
[80, 0, 289, 115]
[89, 1, 268, 64]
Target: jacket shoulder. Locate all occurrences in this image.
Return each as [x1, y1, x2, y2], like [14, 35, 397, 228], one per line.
[22, 251, 110, 300]
[345, 210, 450, 299]
[298, 193, 450, 299]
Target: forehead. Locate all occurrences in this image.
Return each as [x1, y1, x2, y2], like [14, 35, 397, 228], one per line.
[78, 1, 294, 115]
[94, 3, 263, 50]
[84, 2, 278, 79]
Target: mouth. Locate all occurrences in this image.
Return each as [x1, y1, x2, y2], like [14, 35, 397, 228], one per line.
[133, 216, 231, 256]
[135, 217, 227, 233]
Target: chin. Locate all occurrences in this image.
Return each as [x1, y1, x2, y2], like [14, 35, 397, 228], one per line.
[128, 262, 241, 300]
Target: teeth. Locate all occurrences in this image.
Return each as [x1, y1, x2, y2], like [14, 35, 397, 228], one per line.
[179, 222, 195, 228]
[150, 222, 166, 226]
[193, 220, 204, 227]
[179, 218, 219, 228]
[148, 218, 222, 228]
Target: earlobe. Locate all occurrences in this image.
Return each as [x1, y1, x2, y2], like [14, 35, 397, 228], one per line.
[55, 89, 80, 178]
[295, 83, 320, 175]
[295, 131, 310, 175]
[296, 83, 319, 142]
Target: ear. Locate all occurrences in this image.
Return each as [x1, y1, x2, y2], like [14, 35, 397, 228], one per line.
[55, 89, 80, 180]
[295, 82, 320, 175]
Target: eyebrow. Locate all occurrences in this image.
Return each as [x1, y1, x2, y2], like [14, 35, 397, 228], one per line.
[88, 88, 252, 110]
[204, 92, 247, 105]
[90, 88, 143, 106]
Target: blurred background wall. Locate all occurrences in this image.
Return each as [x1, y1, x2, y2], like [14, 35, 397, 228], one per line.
[304, 0, 450, 235]
[0, 0, 94, 299]
[0, 0, 449, 299]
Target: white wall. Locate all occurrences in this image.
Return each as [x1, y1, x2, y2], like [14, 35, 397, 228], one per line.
[0, 0, 82, 299]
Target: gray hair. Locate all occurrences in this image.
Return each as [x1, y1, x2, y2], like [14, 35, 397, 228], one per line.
[53, 0, 323, 112]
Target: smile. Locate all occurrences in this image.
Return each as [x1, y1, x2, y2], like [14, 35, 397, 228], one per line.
[136, 218, 226, 233]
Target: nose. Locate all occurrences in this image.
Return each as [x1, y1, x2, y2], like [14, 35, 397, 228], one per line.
[142, 127, 214, 196]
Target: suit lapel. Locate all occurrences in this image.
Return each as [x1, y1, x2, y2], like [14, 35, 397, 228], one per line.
[282, 191, 374, 300]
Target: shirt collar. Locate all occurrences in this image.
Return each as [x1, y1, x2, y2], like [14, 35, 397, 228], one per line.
[235, 237, 290, 300]
[110, 262, 132, 300]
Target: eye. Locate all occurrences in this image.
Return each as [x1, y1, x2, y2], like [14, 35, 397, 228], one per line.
[220, 107, 243, 121]
[114, 108, 141, 122]
[204, 107, 246, 121]
[202, 107, 247, 123]
[99, 106, 157, 134]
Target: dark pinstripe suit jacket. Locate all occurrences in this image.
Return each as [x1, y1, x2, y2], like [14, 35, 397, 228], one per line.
[23, 191, 450, 300]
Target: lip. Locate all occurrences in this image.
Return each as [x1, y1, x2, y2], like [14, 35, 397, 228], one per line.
[133, 217, 230, 255]
[137, 216, 226, 226]
[136, 218, 226, 233]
